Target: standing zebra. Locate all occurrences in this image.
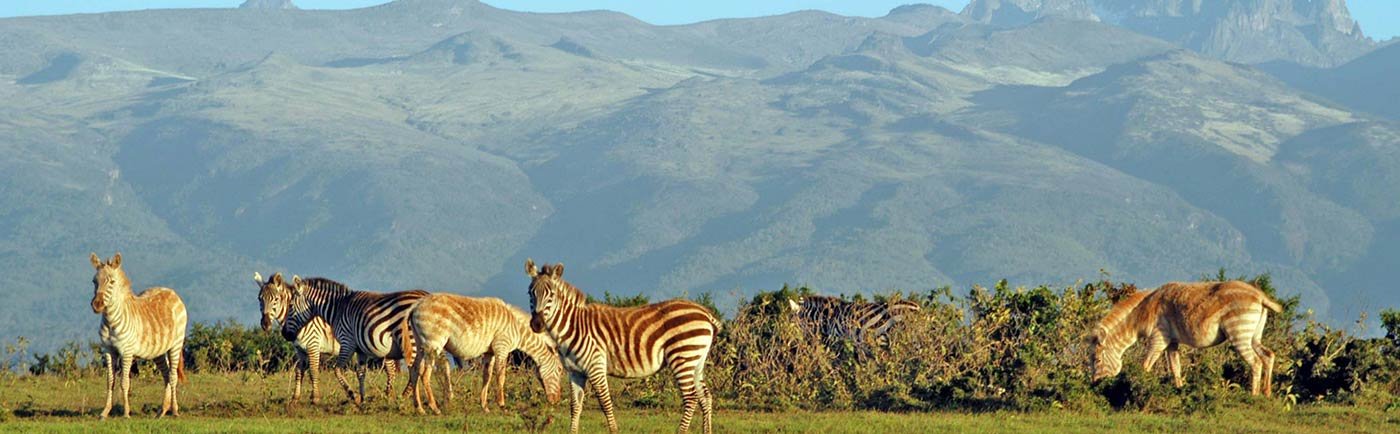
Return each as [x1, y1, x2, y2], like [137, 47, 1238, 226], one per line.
[1090, 280, 1284, 396]
[255, 272, 355, 405]
[284, 276, 426, 405]
[89, 252, 187, 419]
[787, 295, 921, 349]
[406, 293, 564, 415]
[524, 259, 721, 434]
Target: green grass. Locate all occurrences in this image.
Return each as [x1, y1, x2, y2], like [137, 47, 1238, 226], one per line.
[2, 372, 1397, 433]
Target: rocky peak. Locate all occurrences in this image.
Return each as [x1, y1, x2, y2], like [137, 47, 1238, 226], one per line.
[962, 0, 1375, 66]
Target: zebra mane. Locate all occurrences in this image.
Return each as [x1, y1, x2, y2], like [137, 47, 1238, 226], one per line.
[299, 276, 356, 298]
[1094, 289, 1153, 341]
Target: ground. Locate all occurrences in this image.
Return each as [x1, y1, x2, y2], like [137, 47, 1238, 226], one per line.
[1, 372, 1396, 433]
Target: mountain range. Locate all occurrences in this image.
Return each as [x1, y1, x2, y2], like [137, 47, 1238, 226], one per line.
[1, 0, 1396, 350]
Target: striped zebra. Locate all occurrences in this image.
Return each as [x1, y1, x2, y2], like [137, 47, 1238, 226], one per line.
[89, 252, 187, 419]
[1090, 280, 1284, 396]
[255, 272, 355, 405]
[406, 293, 564, 415]
[787, 295, 921, 349]
[524, 259, 721, 434]
[283, 276, 426, 405]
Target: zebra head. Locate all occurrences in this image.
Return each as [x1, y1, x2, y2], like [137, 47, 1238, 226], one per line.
[255, 272, 291, 332]
[89, 252, 129, 314]
[524, 258, 571, 334]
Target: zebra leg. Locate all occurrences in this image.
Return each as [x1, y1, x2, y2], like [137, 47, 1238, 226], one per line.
[701, 386, 714, 434]
[384, 359, 398, 402]
[568, 371, 587, 434]
[409, 348, 425, 414]
[441, 356, 454, 404]
[585, 367, 619, 434]
[292, 349, 307, 404]
[1255, 309, 1276, 397]
[494, 354, 508, 409]
[1230, 334, 1263, 395]
[423, 351, 441, 415]
[100, 351, 115, 419]
[672, 354, 706, 434]
[1141, 333, 1168, 374]
[170, 347, 182, 417]
[479, 354, 494, 413]
[308, 349, 322, 405]
[119, 355, 134, 418]
[331, 362, 355, 403]
[1257, 343, 1276, 397]
[1166, 344, 1184, 388]
[156, 355, 172, 417]
[356, 361, 369, 406]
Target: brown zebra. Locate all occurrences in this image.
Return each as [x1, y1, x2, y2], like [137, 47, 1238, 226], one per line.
[89, 252, 188, 418]
[406, 293, 564, 415]
[1090, 280, 1284, 396]
[525, 259, 721, 434]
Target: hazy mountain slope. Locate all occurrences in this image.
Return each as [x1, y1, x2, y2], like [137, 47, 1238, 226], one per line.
[1261, 43, 1400, 121]
[0, 3, 1394, 350]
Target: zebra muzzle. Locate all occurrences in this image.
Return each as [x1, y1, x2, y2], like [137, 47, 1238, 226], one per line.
[529, 314, 545, 333]
[261, 315, 276, 331]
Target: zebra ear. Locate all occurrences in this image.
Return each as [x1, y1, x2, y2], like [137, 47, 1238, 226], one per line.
[109, 252, 122, 268]
[90, 252, 102, 269]
[272, 272, 284, 285]
[525, 258, 538, 277]
[292, 275, 303, 286]
[254, 272, 264, 285]
[551, 263, 564, 278]
[787, 298, 801, 313]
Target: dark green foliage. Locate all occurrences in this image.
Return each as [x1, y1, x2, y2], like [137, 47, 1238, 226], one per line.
[183, 319, 295, 374]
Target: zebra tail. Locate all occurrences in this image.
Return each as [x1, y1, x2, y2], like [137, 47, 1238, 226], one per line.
[399, 316, 416, 369]
[704, 308, 724, 333]
[178, 353, 187, 383]
[1261, 297, 1284, 313]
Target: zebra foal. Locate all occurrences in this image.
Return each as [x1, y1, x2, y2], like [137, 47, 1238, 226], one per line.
[255, 272, 355, 405]
[525, 259, 721, 434]
[89, 252, 187, 419]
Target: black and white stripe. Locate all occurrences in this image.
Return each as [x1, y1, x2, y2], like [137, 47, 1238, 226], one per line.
[285, 276, 426, 404]
[789, 295, 920, 348]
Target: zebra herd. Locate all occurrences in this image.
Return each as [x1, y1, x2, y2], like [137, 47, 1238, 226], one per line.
[88, 251, 1287, 431]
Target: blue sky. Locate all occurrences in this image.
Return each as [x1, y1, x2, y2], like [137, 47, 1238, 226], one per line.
[1, 1, 1397, 39]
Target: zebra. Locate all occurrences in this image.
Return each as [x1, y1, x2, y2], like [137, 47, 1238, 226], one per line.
[405, 293, 564, 415]
[283, 276, 426, 405]
[787, 295, 921, 350]
[89, 252, 187, 419]
[1090, 280, 1284, 396]
[524, 259, 721, 434]
[255, 272, 355, 405]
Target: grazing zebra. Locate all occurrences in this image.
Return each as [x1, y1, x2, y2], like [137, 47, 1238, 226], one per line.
[787, 295, 921, 349]
[406, 293, 564, 415]
[255, 272, 355, 405]
[284, 276, 426, 405]
[89, 252, 187, 419]
[1090, 280, 1284, 396]
[524, 259, 721, 434]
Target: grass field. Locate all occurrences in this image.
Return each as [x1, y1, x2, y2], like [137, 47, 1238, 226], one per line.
[2, 371, 1397, 433]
